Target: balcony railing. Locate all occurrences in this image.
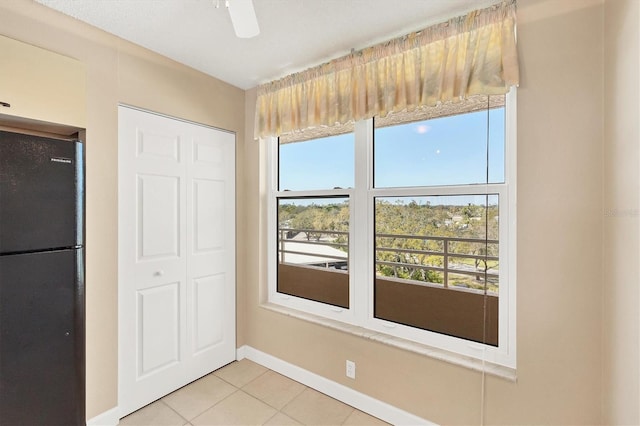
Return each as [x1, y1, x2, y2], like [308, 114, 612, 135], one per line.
[278, 228, 349, 268]
[277, 227, 499, 345]
[375, 233, 499, 293]
[278, 227, 498, 293]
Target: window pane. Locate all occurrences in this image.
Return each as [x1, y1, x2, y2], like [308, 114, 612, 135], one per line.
[374, 100, 505, 188]
[279, 131, 354, 191]
[277, 197, 349, 308]
[374, 194, 499, 345]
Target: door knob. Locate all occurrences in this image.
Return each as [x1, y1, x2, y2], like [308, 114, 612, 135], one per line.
[154, 270, 165, 277]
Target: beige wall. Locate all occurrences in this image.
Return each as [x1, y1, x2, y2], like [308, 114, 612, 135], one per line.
[0, 0, 245, 419]
[244, 0, 606, 424]
[3, 0, 638, 423]
[603, 0, 640, 424]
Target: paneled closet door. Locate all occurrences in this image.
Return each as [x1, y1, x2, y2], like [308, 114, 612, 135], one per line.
[118, 106, 236, 417]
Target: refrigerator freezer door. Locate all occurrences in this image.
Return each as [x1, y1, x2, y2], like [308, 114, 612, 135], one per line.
[0, 249, 85, 425]
[0, 131, 83, 254]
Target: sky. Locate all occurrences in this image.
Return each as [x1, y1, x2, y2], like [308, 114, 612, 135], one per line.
[278, 108, 505, 193]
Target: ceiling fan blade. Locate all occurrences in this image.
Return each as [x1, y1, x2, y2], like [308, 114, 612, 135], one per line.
[228, 0, 260, 39]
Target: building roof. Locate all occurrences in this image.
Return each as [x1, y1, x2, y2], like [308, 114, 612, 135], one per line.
[280, 240, 348, 265]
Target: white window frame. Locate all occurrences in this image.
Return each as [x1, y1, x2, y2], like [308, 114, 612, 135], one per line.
[266, 90, 517, 369]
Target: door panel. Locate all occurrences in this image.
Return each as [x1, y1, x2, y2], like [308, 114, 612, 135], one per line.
[136, 129, 180, 162]
[137, 174, 181, 259]
[193, 274, 225, 354]
[184, 120, 236, 379]
[193, 179, 225, 252]
[137, 282, 181, 376]
[119, 107, 235, 417]
[193, 141, 223, 165]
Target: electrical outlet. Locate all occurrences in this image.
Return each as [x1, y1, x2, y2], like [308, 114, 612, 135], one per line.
[346, 360, 356, 379]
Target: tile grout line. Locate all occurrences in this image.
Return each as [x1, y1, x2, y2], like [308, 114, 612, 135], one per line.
[261, 409, 281, 426]
[277, 388, 319, 426]
[339, 407, 357, 425]
[190, 388, 245, 423]
[158, 368, 242, 423]
[213, 361, 270, 388]
[275, 384, 310, 422]
[157, 399, 190, 425]
[187, 386, 242, 423]
[244, 376, 309, 413]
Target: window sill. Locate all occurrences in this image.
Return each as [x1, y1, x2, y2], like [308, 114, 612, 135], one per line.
[260, 301, 517, 382]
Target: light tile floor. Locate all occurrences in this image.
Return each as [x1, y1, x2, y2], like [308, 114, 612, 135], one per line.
[119, 359, 389, 426]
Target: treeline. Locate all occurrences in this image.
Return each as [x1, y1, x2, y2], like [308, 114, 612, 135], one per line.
[278, 200, 498, 239]
[278, 200, 500, 292]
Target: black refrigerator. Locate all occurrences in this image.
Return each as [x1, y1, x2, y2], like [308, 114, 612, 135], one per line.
[0, 130, 85, 425]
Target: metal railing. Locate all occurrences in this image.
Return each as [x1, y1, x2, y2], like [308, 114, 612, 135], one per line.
[375, 233, 498, 290]
[278, 227, 499, 291]
[278, 228, 348, 265]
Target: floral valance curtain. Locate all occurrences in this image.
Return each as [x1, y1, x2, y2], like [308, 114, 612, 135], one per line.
[255, 0, 519, 139]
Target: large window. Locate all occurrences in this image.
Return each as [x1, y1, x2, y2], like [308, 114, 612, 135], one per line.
[268, 93, 516, 368]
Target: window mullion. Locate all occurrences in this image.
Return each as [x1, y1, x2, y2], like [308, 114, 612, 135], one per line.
[504, 88, 517, 362]
[352, 119, 372, 324]
[267, 137, 279, 303]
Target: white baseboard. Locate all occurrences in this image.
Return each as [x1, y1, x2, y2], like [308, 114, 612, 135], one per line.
[89, 347, 433, 426]
[236, 344, 248, 360]
[87, 406, 120, 426]
[237, 345, 436, 426]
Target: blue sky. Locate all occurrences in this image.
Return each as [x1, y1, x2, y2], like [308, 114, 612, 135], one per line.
[279, 108, 505, 191]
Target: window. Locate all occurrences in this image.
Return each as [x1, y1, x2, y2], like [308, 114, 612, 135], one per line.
[373, 194, 500, 346]
[273, 126, 355, 317]
[267, 93, 516, 368]
[277, 196, 350, 308]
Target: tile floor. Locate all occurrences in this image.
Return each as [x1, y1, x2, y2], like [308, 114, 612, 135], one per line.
[119, 359, 389, 426]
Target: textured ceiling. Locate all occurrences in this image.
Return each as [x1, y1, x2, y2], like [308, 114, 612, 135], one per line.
[35, 0, 501, 90]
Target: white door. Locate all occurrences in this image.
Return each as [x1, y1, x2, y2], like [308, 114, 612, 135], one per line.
[118, 106, 236, 417]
